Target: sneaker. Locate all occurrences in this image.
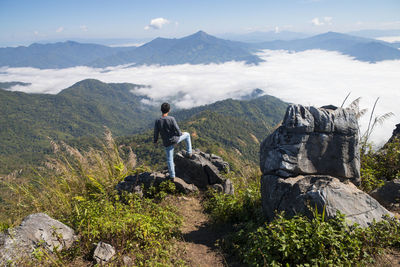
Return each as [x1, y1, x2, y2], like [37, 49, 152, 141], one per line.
[183, 151, 194, 159]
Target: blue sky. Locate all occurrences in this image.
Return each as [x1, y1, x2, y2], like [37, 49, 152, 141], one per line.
[0, 0, 399, 46]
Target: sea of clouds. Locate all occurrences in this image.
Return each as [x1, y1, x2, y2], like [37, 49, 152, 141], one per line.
[1, 49, 399, 146]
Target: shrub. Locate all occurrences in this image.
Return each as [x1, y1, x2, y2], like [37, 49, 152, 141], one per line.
[361, 137, 400, 192]
[227, 212, 400, 267]
[204, 168, 262, 224]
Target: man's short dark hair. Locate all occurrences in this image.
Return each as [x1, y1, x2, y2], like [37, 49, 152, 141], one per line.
[161, 102, 170, 114]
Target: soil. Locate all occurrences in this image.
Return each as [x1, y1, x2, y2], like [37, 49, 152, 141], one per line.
[174, 195, 227, 267]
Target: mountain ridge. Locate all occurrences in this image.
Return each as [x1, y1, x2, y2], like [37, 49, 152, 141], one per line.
[0, 79, 287, 174]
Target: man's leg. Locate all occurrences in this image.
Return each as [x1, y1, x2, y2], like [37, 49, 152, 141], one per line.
[165, 145, 175, 178]
[177, 132, 192, 154]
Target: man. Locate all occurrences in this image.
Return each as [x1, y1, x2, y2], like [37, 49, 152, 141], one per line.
[154, 102, 192, 178]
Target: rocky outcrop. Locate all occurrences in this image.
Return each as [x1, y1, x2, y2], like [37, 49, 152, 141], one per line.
[0, 213, 77, 264]
[260, 104, 392, 226]
[116, 149, 232, 195]
[370, 179, 400, 211]
[260, 104, 360, 185]
[175, 149, 229, 189]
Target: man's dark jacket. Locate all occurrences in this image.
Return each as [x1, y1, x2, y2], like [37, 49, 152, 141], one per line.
[154, 116, 182, 147]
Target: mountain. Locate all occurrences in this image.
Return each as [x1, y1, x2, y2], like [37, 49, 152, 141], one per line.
[0, 41, 132, 69]
[254, 31, 400, 62]
[0, 79, 160, 172]
[218, 30, 310, 43]
[0, 31, 263, 69]
[348, 29, 400, 38]
[0, 79, 287, 173]
[90, 31, 263, 67]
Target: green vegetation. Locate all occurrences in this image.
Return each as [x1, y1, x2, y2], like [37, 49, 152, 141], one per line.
[1, 131, 184, 266]
[0, 79, 287, 175]
[205, 167, 400, 266]
[361, 137, 400, 192]
[0, 79, 158, 174]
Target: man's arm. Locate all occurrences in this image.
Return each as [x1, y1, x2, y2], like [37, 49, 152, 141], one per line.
[172, 117, 182, 136]
[154, 120, 159, 143]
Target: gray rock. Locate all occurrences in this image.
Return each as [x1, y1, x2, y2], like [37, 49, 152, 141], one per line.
[116, 172, 167, 194]
[261, 175, 392, 227]
[172, 177, 199, 194]
[122, 255, 134, 266]
[260, 104, 360, 184]
[93, 241, 115, 264]
[223, 179, 234, 195]
[174, 149, 228, 188]
[0, 213, 77, 264]
[211, 184, 224, 193]
[370, 179, 400, 209]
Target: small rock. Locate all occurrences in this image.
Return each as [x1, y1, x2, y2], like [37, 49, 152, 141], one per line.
[211, 184, 224, 193]
[370, 179, 400, 209]
[173, 177, 199, 194]
[223, 179, 234, 195]
[122, 255, 134, 266]
[93, 241, 115, 264]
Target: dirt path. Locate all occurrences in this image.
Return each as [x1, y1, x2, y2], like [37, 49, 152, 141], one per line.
[174, 196, 227, 267]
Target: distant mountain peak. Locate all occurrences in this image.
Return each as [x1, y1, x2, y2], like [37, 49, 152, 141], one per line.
[185, 30, 217, 42]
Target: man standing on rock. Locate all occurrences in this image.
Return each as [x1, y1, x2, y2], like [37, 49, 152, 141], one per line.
[154, 102, 192, 178]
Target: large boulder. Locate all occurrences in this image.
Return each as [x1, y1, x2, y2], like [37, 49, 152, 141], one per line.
[0, 213, 77, 264]
[261, 175, 392, 227]
[370, 179, 400, 211]
[174, 149, 229, 189]
[259, 104, 393, 225]
[260, 104, 360, 185]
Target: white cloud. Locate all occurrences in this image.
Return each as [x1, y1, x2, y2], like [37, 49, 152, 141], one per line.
[34, 31, 39, 36]
[80, 25, 88, 32]
[376, 36, 400, 43]
[311, 18, 324, 26]
[311, 17, 333, 26]
[56, 27, 64, 33]
[144, 17, 170, 30]
[1, 50, 399, 145]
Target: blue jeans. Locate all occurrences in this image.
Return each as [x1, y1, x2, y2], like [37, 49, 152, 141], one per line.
[165, 132, 192, 178]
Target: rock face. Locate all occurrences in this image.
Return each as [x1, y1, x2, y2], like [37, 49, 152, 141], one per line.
[116, 149, 232, 195]
[260, 104, 360, 185]
[260, 104, 392, 226]
[370, 179, 400, 211]
[0, 213, 77, 264]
